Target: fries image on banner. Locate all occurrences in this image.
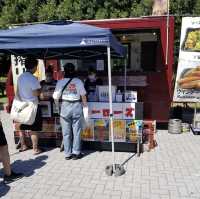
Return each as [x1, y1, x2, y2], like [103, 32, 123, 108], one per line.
[178, 66, 200, 89]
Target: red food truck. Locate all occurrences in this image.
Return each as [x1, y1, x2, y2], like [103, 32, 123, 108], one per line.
[5, 16, 174, 151]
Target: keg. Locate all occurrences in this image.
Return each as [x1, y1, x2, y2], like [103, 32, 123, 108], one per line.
[168, 119, 182, 134]
[181, 123, 190, 133]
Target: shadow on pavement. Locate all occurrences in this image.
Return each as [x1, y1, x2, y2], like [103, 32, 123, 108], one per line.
[81, 150, 96, 158]
[0, 155, 47, 197]
[0, 183, 10, 198]
[11, 155, 48, 177]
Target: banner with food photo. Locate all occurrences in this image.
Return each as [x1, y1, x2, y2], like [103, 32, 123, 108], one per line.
[81, 120, 94, 141]
[94, 119, 109, 142]
[174, 17, 200, 102]
[110, 120, 126, 142]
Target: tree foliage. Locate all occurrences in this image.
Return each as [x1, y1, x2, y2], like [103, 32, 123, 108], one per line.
[0, 0, 200, 27]
[0, 0, 200, 69]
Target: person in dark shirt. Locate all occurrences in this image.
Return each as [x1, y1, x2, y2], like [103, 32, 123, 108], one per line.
[84, 67, 102, 101]
[40, 65, 57, 100]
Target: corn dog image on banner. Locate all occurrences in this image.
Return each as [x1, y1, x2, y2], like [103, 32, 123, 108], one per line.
[174, 17, 200, 102]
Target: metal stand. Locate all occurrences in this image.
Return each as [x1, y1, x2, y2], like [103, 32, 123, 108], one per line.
[191, 103, 200, 135]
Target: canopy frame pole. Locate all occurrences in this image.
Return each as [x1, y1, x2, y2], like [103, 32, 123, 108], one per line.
[107, 46, 115, 173]
[165, 0, 170, 65]
[124, 58, 127, 95]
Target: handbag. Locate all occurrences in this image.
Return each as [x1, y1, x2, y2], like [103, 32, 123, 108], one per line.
[10, 86, 38, 125]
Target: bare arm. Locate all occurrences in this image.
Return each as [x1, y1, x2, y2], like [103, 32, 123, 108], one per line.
[32, 88, 41, 97]
[81, 95, 87, 107]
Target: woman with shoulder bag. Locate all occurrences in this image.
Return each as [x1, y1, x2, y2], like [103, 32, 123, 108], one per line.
[16, 57, 43, 155]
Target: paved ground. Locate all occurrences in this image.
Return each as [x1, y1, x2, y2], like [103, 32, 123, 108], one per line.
[1, 111, 200, 199]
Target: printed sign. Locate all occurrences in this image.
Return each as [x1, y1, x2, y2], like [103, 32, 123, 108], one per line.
[88, 102, 135, 119]
[11, 56, 45, 92]
[11, 55, 26, 92]
[174, 17, 200, 102]
[94, 119, 109, 142]
[111, 120, 126, 142]
[81, 120, 94, 141]
[126, 120, 143, 143]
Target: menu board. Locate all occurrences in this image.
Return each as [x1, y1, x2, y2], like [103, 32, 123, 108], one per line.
[174, 17, 200, 102]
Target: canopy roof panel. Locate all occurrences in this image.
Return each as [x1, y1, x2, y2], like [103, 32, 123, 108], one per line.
[0, 21, 125, 59]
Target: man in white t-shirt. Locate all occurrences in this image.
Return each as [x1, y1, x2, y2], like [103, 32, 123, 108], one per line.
[53, 63, 87, 160]
[17, 57, 42, 155]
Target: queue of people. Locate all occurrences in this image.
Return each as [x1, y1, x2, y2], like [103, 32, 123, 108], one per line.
[0, 58, 103, 184]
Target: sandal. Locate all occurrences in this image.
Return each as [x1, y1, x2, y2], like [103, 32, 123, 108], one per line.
[33, 149, 44, 155]
[19, 147, 29, 152]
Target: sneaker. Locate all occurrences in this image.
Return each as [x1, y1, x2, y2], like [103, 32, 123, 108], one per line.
[65, 155, 72, 160]
[3, 171, 24, 184]
[72, 153, 83, 160]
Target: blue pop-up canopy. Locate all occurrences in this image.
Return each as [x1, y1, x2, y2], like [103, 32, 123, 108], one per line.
[0, 21, 125, 59]
[0, 21, 125, 174]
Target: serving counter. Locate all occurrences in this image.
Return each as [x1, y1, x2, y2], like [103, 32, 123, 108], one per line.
[14, 101, 156, 153]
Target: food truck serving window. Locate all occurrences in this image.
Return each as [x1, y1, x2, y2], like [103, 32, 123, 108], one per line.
[59, 30, 160, 74]
[112, 31, 159, 73]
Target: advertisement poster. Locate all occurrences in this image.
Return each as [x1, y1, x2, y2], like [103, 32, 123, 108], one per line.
[94, 119, 109, 142]
[126, 120, 143, 143]
[126, 120, 137, 143]
[174, 17, 200, 102]
[110, 120, 126, 142]
[81, 120, 94, 141]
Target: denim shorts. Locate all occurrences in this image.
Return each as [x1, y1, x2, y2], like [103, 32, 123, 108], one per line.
[20, 106, 42, 131]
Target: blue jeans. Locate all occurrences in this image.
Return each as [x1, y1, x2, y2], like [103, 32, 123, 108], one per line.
[60, 101, 83, 157]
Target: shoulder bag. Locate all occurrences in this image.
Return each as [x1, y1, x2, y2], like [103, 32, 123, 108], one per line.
[55, 78, 73, 113]
[10, 85, 38, 125]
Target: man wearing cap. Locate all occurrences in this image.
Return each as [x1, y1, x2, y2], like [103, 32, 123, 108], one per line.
[53, 63, 87, 160]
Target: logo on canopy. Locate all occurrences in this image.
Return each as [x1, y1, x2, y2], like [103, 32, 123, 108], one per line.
[80, 38, 109, 46]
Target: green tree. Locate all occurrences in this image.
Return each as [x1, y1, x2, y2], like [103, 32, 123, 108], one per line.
[38, 0, 59, 22]
[22, 0, 41, 23]
[193, 0, 200, 15]
[0, 0, 25, 28]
